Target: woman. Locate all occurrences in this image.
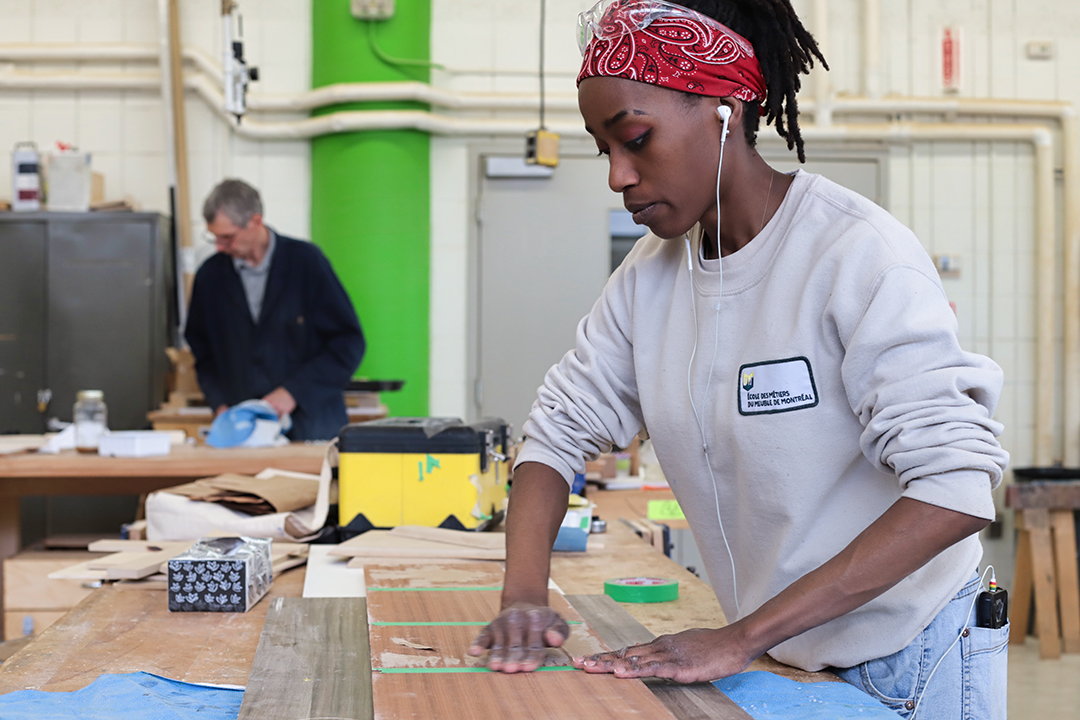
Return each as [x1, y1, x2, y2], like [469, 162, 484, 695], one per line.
[469, 1, 1009, 718]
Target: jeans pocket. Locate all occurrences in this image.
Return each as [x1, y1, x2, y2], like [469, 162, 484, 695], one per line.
[836, 637, 923, 715]
[963, 621, 1009, 720]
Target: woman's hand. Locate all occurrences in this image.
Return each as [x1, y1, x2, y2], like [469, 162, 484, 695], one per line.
[468, 602, 571, 673]
[573, 626, 755, 683]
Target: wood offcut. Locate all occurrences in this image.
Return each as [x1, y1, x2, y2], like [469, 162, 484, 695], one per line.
[238, 597, 373, 720]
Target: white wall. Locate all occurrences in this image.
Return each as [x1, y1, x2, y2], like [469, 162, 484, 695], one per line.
[0, 0, 311, 269]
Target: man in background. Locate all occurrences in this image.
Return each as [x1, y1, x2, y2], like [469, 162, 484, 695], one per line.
[185, 179, 365, 441]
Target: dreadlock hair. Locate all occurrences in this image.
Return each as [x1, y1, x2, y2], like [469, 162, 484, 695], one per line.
[680, 0, 827, 162]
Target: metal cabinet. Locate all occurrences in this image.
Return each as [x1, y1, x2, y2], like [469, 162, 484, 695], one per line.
[0, 212, 174, 433]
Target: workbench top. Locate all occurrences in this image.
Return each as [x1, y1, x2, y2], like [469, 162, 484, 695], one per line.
[0, 442, 327, 480]
[0, 497, 834, 694]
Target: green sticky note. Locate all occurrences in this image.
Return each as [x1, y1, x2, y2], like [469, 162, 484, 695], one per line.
[647, 499, 685, 521]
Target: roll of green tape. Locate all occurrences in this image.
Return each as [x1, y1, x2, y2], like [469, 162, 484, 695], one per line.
[604, 577, 679, 603]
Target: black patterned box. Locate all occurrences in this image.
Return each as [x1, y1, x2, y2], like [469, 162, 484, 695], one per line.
[167, 537, 272, 612]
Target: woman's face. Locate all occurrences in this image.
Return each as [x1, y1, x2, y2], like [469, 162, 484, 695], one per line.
[579, 76, 722, 239]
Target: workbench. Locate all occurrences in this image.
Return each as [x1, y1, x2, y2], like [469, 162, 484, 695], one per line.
[0, 442, 326, 633]
[0, 507, 833, 702]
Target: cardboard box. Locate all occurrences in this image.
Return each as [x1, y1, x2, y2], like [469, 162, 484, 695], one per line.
[167, 537, 272, 612]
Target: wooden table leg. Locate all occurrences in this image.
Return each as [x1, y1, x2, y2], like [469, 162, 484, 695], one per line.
[0, 499, 22, 642]
[1051, 509, 1080, 653]
[1011, 517, 1033, 646]
[1026, 508, 1062, 659]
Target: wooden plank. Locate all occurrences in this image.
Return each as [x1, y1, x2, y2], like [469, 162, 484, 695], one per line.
[388, 525, 505, 551]
[303, 545, 366, 598]
[1011, 522, 1034, 645]
[4, 551, 104, 609]
[0, 443, 326, 482]
[237, 597, 372, 720]
[365, 588, 582, 625]
[91, 546, 189, 580]
[86, 540, 190, 554]
[1050, 509, 1080, 653]
[331, 531, 504, 560]
[368, 622, 607, 670]
[46, 560, 108, 581]
[567, 594, 753, 720]
[4, 611, 67, 639]
[1026, 509, 1062, 659]
[372, 668, 678, 719]
[364, 562, 506, 590]
[364, 563, 676, 720]
[1006, 481, 1080, 509]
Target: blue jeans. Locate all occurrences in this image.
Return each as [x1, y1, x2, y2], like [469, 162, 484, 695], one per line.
[834, 573, 1009, 720]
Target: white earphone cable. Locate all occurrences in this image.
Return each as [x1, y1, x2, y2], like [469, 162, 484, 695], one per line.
[684, 106, 741, 620]
[908, 565, 995, 720]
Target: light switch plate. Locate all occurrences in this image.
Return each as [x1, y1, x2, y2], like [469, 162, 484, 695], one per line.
[351, 0, 394, 20]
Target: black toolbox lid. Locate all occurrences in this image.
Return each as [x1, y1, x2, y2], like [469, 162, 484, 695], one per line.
[339, 417, 506, 455]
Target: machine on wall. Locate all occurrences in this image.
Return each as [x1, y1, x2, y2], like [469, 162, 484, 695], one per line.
[221, 0, 258, 120]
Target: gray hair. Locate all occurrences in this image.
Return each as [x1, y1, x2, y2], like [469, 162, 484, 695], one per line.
[202, 178, 263, 227]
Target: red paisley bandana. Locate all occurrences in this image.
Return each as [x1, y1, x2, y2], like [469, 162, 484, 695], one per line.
[576, 1, 766, 105]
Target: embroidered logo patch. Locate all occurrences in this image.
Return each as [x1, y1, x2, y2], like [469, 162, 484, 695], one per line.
[738, 356, 819, 415]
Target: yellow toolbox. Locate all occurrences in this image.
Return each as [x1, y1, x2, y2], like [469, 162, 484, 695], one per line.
[338, 417, 511, 534]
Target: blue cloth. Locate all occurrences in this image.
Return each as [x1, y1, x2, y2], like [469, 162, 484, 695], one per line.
[205, 399, 289, 448]
[186, 232, 365, 441]
[713, 671, 901, 719]
[0, 672, 242, 720]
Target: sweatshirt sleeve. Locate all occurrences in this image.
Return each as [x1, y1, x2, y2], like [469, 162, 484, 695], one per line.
[841, 263, 1009, 520]
[514, 264, 645, 486]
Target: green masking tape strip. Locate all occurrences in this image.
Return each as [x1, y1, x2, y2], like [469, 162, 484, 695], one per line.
[366, 586, 503, 592]
[604, 577, 679, 603]
[378, 666, 577, 674]
[370, 621, 584, 626]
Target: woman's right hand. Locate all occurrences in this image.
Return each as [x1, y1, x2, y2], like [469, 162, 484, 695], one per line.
[467, 602, 570, 673]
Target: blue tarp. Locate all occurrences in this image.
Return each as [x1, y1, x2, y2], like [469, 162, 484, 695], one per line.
[0, 672, 243, 720]
[714, 671, 901, 719]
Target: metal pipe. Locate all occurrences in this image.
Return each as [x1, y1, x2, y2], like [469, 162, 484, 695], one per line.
[812, 0, 832, 126]
[0, 43, 223, 85]
[1035, 134, 1057, 465]
[863, 0, 881, 99]
[1063, 109, 1080, 465]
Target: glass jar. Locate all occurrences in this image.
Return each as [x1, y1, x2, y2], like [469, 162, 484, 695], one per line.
[74, 390, 108, 453]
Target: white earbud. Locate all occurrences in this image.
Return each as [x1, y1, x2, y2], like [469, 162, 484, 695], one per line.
[716, 105, 731, 143]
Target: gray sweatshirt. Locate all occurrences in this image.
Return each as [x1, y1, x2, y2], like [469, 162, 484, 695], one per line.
[515, 170, 1009, 670]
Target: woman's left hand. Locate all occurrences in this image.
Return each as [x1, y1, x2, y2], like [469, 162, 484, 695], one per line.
[572, 626, 756, 683]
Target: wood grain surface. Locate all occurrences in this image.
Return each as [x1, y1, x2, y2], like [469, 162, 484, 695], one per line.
[369, 621, 608, 670]
[1006, 480, 1080, 509]
[0, 567, 305, 693]
[567, 594, 753, 720]
[238, 597, 372, 720]
[388, 525, 506, 550]
[550, 507, 840, 684]
[365, 563, 677, 720]
[364, 562, 506, 589]
[372, 669, 678, 720]
[365, 587, 582, 624]
[0, 443, 326, 487]
[331, 531, 505, 560]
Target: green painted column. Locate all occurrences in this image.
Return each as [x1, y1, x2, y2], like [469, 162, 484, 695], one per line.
[312, 0, 431, 416]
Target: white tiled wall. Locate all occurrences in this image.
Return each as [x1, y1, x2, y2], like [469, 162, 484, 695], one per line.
[0, 0, 311, 268]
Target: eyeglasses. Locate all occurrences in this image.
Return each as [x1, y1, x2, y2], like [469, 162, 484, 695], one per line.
[576, 0, 716, 55]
